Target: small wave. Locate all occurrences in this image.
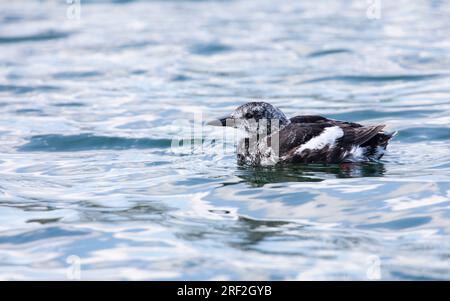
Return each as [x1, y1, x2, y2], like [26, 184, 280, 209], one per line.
[14, 108, 46, 116]
[0, 30, 70, 44]
[307, 49, 352, 58]
[0, 227, 87, 245]
[52, 71, 102, 80]
[26, 218, 62, 225]
[52, 102, 86, 107]
[18, 134, 174, 152]
[358, 216, 432, 230]
[171, 74, 191, 82]
[301, 74, 443, 84]
[116, 40, 156, 50]
[397, 127, 450, 142]
[327, 109, 439, 122]
[189, 42, 232, 56]
[1, 14, 23, 24]
[0, 84, 60, 94]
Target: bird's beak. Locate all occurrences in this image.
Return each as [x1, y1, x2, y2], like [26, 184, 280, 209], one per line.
[206, 115, 235, 127]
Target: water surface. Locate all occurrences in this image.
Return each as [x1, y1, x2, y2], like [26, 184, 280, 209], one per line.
[0, 0, 450, 280]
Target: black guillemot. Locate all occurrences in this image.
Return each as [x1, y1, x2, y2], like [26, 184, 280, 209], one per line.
[207, 102, 396, 166]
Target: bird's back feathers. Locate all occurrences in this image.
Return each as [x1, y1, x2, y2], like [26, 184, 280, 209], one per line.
[267, 116, 395, 164]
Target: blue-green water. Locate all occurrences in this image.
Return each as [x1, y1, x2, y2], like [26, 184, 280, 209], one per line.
[0, 0, 450, 280]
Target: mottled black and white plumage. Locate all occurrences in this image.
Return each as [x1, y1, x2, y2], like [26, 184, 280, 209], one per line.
[207, 102, 396, 166]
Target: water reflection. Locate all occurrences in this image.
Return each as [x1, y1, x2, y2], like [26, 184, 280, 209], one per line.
[235, 163, 386, 187]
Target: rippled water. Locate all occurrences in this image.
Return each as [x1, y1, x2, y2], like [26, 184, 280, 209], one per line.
[1, 0, 450, 280]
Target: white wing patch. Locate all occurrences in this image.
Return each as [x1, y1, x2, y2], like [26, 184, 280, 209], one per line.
[295, 126, 344, 154]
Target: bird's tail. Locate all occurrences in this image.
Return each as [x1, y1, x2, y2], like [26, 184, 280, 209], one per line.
[380, 130, 398, 147]
[362, 130, 397, 161]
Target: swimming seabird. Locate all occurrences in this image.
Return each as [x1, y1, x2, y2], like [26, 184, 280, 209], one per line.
[207, 102, 396, 166]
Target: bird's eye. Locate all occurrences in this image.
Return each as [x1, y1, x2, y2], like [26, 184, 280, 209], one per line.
[244, 113, 253, 119]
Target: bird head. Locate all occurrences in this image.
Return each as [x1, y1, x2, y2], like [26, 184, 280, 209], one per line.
[207, 102, 290, 134]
